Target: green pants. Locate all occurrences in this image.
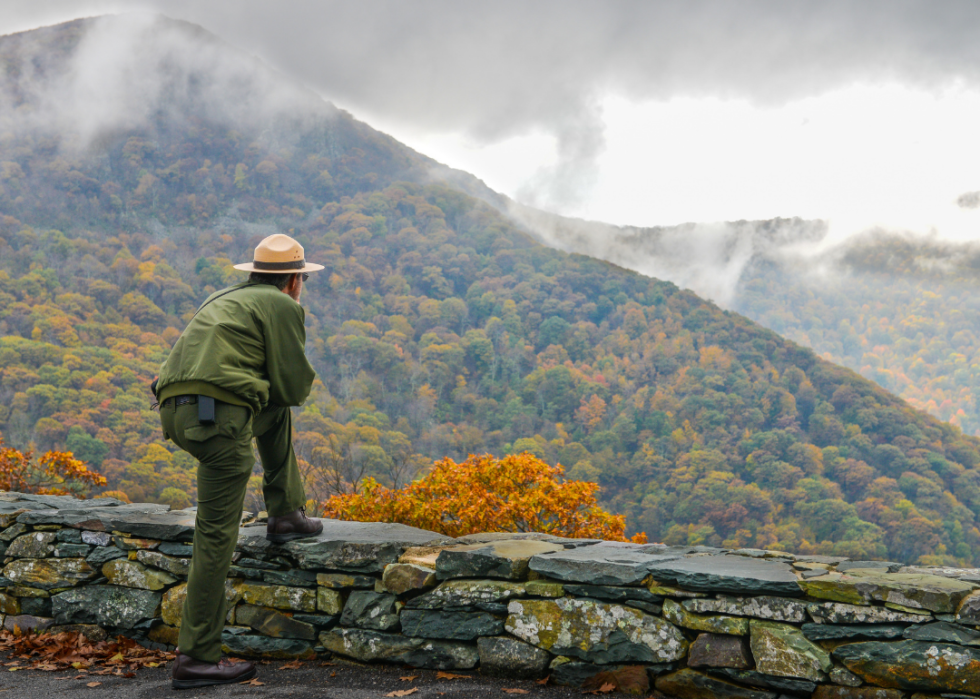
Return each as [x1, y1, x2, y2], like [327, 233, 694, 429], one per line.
[160, 399, 306, 663]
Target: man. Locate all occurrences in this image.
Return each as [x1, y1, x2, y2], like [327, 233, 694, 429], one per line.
[155, 233, 325, 689]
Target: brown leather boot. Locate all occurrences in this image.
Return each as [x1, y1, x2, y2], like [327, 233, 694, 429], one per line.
[266, 506, 324, 543]
[171, 652, 256, 689]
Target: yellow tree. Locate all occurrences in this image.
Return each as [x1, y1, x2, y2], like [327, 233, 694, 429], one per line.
[0, 437, 107, 497]
[322, 452, 647, 542]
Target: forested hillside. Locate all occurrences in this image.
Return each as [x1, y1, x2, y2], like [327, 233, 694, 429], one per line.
[526, 211, 980, 440]
[734, 234, 980, 437]
[3, 16, 980, 566]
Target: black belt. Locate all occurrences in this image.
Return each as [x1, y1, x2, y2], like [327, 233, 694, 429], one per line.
[163, 395, 198, 408]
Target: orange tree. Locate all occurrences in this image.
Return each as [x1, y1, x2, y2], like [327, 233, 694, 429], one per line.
[321, 452, 647, 542]
[0, 437, 107, 497]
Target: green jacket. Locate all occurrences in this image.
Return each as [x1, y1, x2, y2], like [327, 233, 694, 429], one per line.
[157, 282, 316, 413]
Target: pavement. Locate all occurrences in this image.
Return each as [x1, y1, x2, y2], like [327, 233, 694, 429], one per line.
[0, 658, 590, 699]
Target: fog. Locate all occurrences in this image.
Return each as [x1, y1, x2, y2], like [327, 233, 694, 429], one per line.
[5, 1, 980, 219]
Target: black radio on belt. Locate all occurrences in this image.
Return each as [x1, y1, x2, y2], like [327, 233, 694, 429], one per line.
[198, 396, 216, 425]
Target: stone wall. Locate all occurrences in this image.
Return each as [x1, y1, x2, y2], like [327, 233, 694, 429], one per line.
[1, 491, 980, 696]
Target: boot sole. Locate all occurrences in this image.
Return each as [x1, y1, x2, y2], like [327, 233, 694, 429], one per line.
[266, 528, 323, 544]
[172, 665, 257, 689]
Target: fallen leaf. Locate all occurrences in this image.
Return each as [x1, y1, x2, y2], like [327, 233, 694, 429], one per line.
[86, 682, 101, 687]
[502, 690, 529, 695]
[280, 660, 304, 670]
[320, 661, 336, 666]
[535, 677, 550, 686]
[386, 689, 419, 697]
[582, 682, 617, 695]
[436, 671, 470, 680]
[400, 675, 419, 681]
[240, 678, 265, 686]
[330, 672, 337, 678]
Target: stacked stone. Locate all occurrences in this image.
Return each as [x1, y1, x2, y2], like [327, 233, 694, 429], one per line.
[2, 492, 980, 697]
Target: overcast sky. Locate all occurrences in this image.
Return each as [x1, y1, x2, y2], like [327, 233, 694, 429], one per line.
[5, 1, 980, 239]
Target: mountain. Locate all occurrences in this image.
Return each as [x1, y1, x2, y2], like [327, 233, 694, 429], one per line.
[522, 211, 980, 438]
[2, 15, 980, 566]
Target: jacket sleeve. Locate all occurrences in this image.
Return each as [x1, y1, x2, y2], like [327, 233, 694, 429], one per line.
[263, 297, 317, 406]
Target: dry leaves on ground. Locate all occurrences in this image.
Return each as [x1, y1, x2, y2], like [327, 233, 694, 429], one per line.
[435, 671, 470, 680]
[502, 689, 529, 695]
[400, 675, 419, 681]
[240, 678, 265, 686]
[582, 682, 616, 695]
[86, 682, 101, 687]
[279, 660, 304, 670]
[0, 630, 172, 676]
[535, 677, 550, 686]
[386, 689, 419, 697]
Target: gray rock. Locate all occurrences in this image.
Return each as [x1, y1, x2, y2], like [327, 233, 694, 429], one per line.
[455, 531, 600, 547]
[549, 660, 649, 689]
[656, 669, 778, 699]
[55, 529, 82, 543]
[683, 596, 807, 622]
[435, 540, 563, 581]
[400, 609, 503, 640]
[903, 621, 980, 644]
[564, 584, 663, 604]
[708, 668, 817, 696]
[3, 614, 54, 633]
[6, 532, 56, 558]
[81, 531, 112, 547]
[688, 633, 751, 669]
[292, 614, 338, 629]
[801, 623, 906, 640]
[228, 565, 263, 580]
[477, 636, 550, 678]
[221, 632, 314, 659]
[807, 602, 932, 625]
[1, 492, 126, 510]
[316, 573, 377, 589]
[833, 640, 980, 692]
[648, 555, 802, 596]
[235, 604, 316, 640]
[86, 546, 127, 567]
[0, 524, 27, 541]
[505, 597, 688, 664]
[382, 564, 437, 596]
[529, 542, 681, 585]
[157, 542, 193, 557]
[135, 550, 190, 577]
[236, 519, 451, 573]
[829, 666, 865, 687]
[750, 620, 832, 681]
[16, 503, 170, 530]
[2, 557, 97, 589]
[236, 557, 281, 570]
[321, 628, 479, 669]
[19, 596, 50, 616]
[51, 585, 161, 629]
[261, 569, 318, 587]
[625, 600, 662, 614]
[53, 543, 91, 558]
[109, 510, 195, 541]
[837, 561, 902, 573]
[406, 580, 526, 612]
[341, 591, 401, 631]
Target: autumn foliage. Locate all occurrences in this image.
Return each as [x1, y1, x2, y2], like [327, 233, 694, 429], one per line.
[321, 452, 647, 542]
[0, 437, 106, 497]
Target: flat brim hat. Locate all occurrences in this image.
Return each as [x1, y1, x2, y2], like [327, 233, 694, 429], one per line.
[233, 233, 325, 273]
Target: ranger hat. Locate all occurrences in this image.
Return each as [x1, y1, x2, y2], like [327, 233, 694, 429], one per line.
[233, 234, 324, 273]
